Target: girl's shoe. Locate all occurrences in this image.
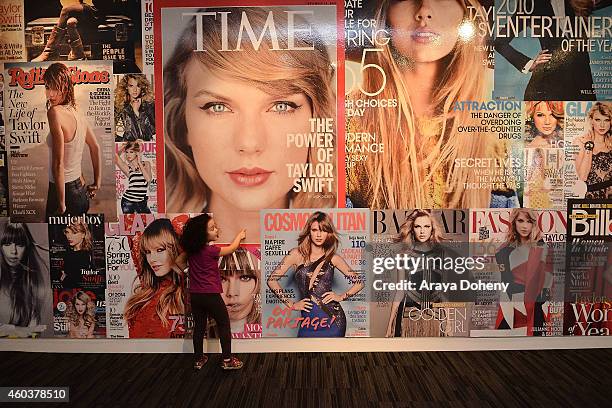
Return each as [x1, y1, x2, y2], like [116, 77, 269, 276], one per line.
[194, 355, 208, 370]
[221, 356, 243, 370]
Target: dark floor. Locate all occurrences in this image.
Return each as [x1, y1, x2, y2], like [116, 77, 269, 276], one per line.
[1, 349, 611, 407]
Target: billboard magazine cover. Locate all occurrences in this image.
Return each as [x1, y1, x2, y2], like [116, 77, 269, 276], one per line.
[564, 199, 612, 336]
[3, 61, 116, 223]
[156, 1, 339, 243]
[262, 209, 369, 337]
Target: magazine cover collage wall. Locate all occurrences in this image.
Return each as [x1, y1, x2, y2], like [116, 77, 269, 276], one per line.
[0, 0, 610, 340]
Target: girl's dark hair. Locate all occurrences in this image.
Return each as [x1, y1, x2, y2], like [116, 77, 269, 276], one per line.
[180, 214, 212, 255]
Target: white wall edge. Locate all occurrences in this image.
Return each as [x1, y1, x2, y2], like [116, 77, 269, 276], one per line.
[1, 336, 611, 354]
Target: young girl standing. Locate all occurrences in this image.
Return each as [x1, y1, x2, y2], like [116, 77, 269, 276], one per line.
[177, 214, 245, 370]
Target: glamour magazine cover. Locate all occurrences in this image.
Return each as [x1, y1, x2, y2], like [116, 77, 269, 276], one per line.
[108, 213, 192, 339]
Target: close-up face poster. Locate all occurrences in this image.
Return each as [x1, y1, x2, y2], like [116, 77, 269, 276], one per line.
[0, 0, 609, 341]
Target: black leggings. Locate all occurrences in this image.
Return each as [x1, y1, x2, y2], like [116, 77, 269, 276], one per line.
[191, 293, 231, 360]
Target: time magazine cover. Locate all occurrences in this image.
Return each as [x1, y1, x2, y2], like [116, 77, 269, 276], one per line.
[3, 61, 116, 223]
[157, 2, 339, 243]
[261, 208, 369, 337]
[48, 213, 106, 338]
[564, 199, 611, 336]
[470, 208, 566, 337]
[370, 209, 471, 338]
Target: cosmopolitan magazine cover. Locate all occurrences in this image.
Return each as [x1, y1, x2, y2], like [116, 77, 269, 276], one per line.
[261, 209, 369, 338]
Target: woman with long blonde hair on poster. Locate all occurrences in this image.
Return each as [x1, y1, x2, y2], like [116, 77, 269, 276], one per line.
[267, 212, 364, 337]
[123, 219, 185, 338]
[524, 101, 564, 149]
[346, 0, 513, 209]
[384, 210, 452, 337]
[114, 74, 155, 142]
[575, 102, 612, 198]
[163, 8, 336, 242]
[66, 290, 96, 338]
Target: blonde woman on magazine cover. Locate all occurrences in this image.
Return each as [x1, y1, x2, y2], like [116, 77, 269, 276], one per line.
[267, 212, 364, 338]
[114, 74, 155, 142]
[385, 210, 452, 337]
[115, 140, 153, 214]
[163, 8, 336, 242]
[524, 101, 564, 149]
[124, 219, 185, 338]
[495, 209, 551, 336]
[575, 102, 612, 198]
[346, 0, 516, 209]
[66, 290, 96, 338]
